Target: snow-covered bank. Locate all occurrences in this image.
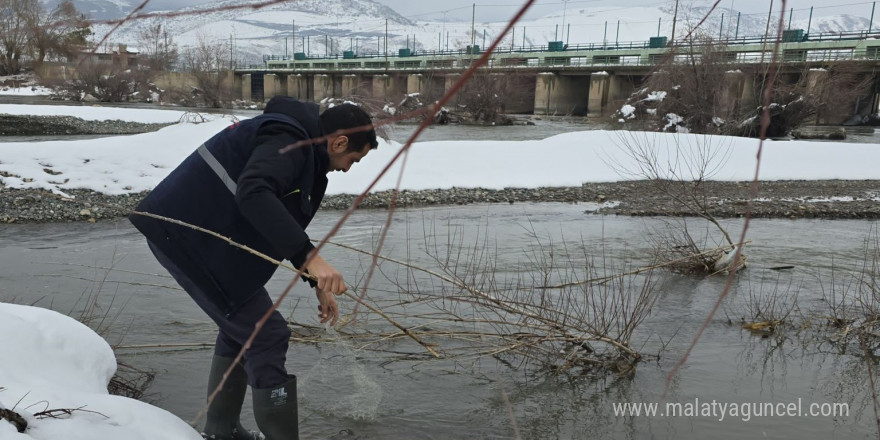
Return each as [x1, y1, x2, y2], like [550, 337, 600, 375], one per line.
[0, 86, 53, 97]
[0, 303, 201, 440]
[1, 104, 879, 198]
[0, 104, 187, 124]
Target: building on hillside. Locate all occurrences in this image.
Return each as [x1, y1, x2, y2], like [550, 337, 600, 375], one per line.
[75, 44, 140, 68]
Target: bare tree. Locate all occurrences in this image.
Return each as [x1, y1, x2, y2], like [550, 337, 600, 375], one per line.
[619, 33, 875, 136]
[606, 130, 745, 275]
[457, 72, 531, 125]
[0, 0, 39, 75]
[180, 34, 232, 108]
[63, 59, 150, 102]
[27, 0, 91, 67]
[138, 23, 178, 71]
[616, 34, 737, 134]
[739, 65, 873, 137]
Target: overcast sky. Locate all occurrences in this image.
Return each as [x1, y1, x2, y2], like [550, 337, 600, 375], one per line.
[372, 0, 877, 22]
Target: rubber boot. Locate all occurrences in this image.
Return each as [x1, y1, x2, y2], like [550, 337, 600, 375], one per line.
[203, 355, 264, 440]
[252, 375, 299, 440]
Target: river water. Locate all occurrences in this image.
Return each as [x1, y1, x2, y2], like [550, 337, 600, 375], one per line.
[2, 102, 880, 438]
[1, 205, 878, 439]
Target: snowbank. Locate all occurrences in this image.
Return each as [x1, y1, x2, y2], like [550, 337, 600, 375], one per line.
[0, 303, 201, 440]
[0, 104, 188, 123]
[1, 105, 879, 199]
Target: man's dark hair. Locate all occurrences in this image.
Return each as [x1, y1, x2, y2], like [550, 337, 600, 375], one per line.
[320, 104, 379, 152]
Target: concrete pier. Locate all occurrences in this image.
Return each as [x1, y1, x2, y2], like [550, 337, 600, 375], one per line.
[287, 74, 311, 100]
[341, 75, 360, 97]
[263, 74, 284, 101]
[241, 74, 252, 102]
[313, 74, 333, 101]
[372, 75, 406, 102]
[535, 73, 589, 116]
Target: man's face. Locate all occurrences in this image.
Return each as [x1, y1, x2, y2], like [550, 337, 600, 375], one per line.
[328, 136, 371, 173]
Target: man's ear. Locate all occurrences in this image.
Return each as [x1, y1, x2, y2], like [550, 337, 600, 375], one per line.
[330, 135, 349, 153]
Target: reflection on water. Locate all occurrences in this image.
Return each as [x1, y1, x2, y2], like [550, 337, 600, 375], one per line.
[793, 125, 880, 144]
[1, 206, 878, 439]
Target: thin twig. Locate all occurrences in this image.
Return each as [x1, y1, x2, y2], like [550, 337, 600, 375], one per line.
[663, 0, 787, 398]
[129, 211, 439, 357]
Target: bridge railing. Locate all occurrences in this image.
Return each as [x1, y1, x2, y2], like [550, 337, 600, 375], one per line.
[261, 28, 880, 67]
[259, 51, 877, 71]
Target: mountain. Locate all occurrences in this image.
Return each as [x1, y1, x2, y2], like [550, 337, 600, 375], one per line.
[42, 0, 186, 21]
[86, 0, 416, 64]
[77, 0, 871, 65]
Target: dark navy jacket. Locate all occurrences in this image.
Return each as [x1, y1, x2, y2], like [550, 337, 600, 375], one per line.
[130, 97, 328, 316]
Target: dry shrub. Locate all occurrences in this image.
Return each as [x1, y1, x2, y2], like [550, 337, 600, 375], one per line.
[616, 34, 738, 134]
[606, 130, 744, 275]
[648, 219, 742, 275]
[344, 221, 662, 377]
[457, 72, 533, 125]
[735, 274, 800, 336]
[618, 35, 875, 136]
[179, 34, 234, 108]
[52, 60, 154, 102]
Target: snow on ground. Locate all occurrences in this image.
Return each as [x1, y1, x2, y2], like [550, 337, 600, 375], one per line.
[0, 86, 54, 97]
[1, 104, 880, 198]
[1, 103, 879, 438]
[0, 104, 188, 123]
[0, 303, 202, 440]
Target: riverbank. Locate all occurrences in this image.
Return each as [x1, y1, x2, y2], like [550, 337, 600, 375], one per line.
[2, 180, 879, 224]
[0, 114, 174, 135]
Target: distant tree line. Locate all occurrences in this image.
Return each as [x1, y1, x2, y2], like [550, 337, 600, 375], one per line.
[0, 0, 91, 75]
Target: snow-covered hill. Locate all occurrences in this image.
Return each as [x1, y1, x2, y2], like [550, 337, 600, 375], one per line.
[82, 0, 872, 66]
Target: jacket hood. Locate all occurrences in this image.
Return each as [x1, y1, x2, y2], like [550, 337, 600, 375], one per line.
[263, 96, 323, 138]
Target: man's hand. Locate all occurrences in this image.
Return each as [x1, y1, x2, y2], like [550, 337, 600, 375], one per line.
[315, 287, 339, 325]
[305, 252, 347, 295]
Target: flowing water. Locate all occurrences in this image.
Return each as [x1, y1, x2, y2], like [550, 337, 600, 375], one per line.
[1, 207, 878, 439]
[2, 104, 880, 438]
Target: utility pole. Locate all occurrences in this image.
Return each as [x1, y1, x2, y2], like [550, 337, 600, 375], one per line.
[471, 3, 476, 48]
[442, 10, 447, 52]
[603, 21, 607, 46]
[561, 0, 568, 42]
[671, 0, 679, 43]
[292, 20, 295, 52]
[163, 27, 168, 68]
[616, 20, 620, 46]
[385, 19, 388, 62]
[736, 12, 741, 39]
[764, 0, 774, 40]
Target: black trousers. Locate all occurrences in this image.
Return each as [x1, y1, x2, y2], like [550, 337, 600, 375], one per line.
[148, 240, 292, 388]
